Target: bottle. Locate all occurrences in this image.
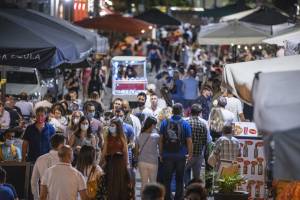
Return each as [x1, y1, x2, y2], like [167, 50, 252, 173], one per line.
[254, 145, 258, 158]
[243, 142, 248, 157]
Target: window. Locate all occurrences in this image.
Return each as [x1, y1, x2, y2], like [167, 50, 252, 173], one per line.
[6, 71, 38, 84]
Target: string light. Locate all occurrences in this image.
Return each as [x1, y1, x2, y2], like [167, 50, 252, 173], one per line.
[141, 29, 145, 34]
[259, 45, 262, 50]
[252, 46, 255, 50]
[244, 46, 248, 50]
[237, 45, 241, 49]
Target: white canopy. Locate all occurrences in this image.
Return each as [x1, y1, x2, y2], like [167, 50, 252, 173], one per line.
[220, 8, 259, 22]
[263, 27, 300, 46]
[252, 70, 300, 132]
[222, 55, 300, 105]
[198, 21, 270, 45]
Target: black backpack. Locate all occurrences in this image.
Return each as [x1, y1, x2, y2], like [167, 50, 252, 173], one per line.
[163, 119, 184, 153]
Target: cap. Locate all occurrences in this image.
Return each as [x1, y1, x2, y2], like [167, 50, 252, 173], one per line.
[147, 84, 156, 92]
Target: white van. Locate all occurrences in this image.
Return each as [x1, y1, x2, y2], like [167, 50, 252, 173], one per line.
[1, 66, 47, 100]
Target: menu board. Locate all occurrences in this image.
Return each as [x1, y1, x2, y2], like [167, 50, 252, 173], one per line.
[234, 137, 266, 200]
[234, 122, 259, 137]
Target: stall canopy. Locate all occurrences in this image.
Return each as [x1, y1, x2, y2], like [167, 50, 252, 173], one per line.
[134, 8, 181, 26]
[0, 8, 94, 69]
[222, 55, 300, 105]
[263, 27, 300, 46]
[219, 7, 260, 22]
[252, 70, 300, 180]
[199, 0, 251, 19]
[240, 6, 290, 26]
[197, 20, 270, 45]
[75, 14, 153, 35]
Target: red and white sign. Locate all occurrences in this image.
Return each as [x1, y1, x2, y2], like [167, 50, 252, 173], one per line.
[234, 122, 259, 137]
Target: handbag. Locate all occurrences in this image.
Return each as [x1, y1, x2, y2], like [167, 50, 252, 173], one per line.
[208, 151, 218, 167]
[87, 165, 98, 199]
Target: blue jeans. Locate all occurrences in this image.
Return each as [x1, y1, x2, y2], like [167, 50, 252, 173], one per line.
[163, 156, 186, 200]
[184, 155, 204, 186]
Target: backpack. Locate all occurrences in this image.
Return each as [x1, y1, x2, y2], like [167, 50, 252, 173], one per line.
[149, 49, 159, 60]
[209, 108, 224, 133]
[163, 119, 184, 153]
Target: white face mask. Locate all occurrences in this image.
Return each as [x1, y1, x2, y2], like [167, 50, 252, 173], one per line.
[80, 124, 89, 131]
[73, 117, 80, 125]
[109, 127, 116, 135]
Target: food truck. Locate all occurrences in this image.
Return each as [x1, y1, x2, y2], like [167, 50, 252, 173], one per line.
[111, 56, 148, 102]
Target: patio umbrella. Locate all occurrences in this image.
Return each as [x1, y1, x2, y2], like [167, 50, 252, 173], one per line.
[197, 20, 270, 45]
[0, 8, 94, 69]
[134, 8, 181, 26]
[75, 14, 153, 35]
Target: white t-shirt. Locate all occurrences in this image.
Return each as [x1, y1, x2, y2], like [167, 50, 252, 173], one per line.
[225, 97, 243, 122]
[31, 150, 60, 200]
[41, 163, 86, 200]
[15, 100, 33, 116]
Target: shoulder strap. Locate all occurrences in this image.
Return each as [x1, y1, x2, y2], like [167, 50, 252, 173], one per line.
[139, 134, 151, 155]
[87, 165, 96, 182]
[0, 146, 3, 160]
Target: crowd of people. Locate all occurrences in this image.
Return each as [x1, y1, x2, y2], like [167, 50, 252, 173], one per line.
[0, 23, 278, 200]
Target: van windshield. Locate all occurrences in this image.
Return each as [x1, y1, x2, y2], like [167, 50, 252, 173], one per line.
[113, 63, 145, 80]
[5, 71, 38, 84]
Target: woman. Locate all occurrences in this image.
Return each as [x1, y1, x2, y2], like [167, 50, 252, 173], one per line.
[76, 145, 104, 200]
[69, 116, 97, 154]
[137, 116, 160, 190]
[49, 107, 67, 137]
[100, 118, 133, 200]
[66, 111, 83, 142]
[88, 68, 103, 97]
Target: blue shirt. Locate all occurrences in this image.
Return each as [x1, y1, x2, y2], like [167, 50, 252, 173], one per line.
[182, 77, 199, 100]
[160, 115, 192, 158]
[23, 123, 55, 162]
[0, 184, 14, 200]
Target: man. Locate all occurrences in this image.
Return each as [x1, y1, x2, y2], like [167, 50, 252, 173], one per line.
[159, 103, 193, 200]
[84, 103, 103, 148]
[0, 129, 21, 161]
[0, 102, 10, 130]
[22, 107, 55, 162]
[184, 183, 207, 200]
[83, 92, 104, 119]
[148, 93, 163, 119]
[182, 68, 199, 109]
[185, 104, 207, 185]
[111, 98, 123, 114]
[224, 88, 245, 122]
[122, 100, 141, 139]
[132, 92, 153, 123]
[196, 85, 213, 120]
[31, 134, 65, 200]
[142, 183, 165, 200]
[15, 92, 33, 118]
[212, 114, 241, 167]
[4, 100, 21, 128]
[40, 145, 88, 200]
[145, 84, 167, 109]
[0, 167, 15, 200]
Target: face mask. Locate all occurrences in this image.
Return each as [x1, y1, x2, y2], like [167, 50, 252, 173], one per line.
[109, 127, 116, 134]
[73, 117, 80, 125]
[36, 116, 46, 124]
[5, 139, 14, 146]
[80, 124, 89, 131]
[118, 117, 124, 123]
[87, 112, 95, 119]
[138, 101, 145, 108]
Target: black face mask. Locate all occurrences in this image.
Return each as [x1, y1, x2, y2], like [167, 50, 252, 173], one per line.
[138, 101, 145, 108]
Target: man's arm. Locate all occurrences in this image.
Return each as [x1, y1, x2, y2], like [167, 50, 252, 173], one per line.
[21, 140, 28, 162]
[239, 113, 246, 122]
[39, 185, 48, 200]
[31, 163, 40, 200]
[79, 189, 89, 200]
[186, 137, 193, 160]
